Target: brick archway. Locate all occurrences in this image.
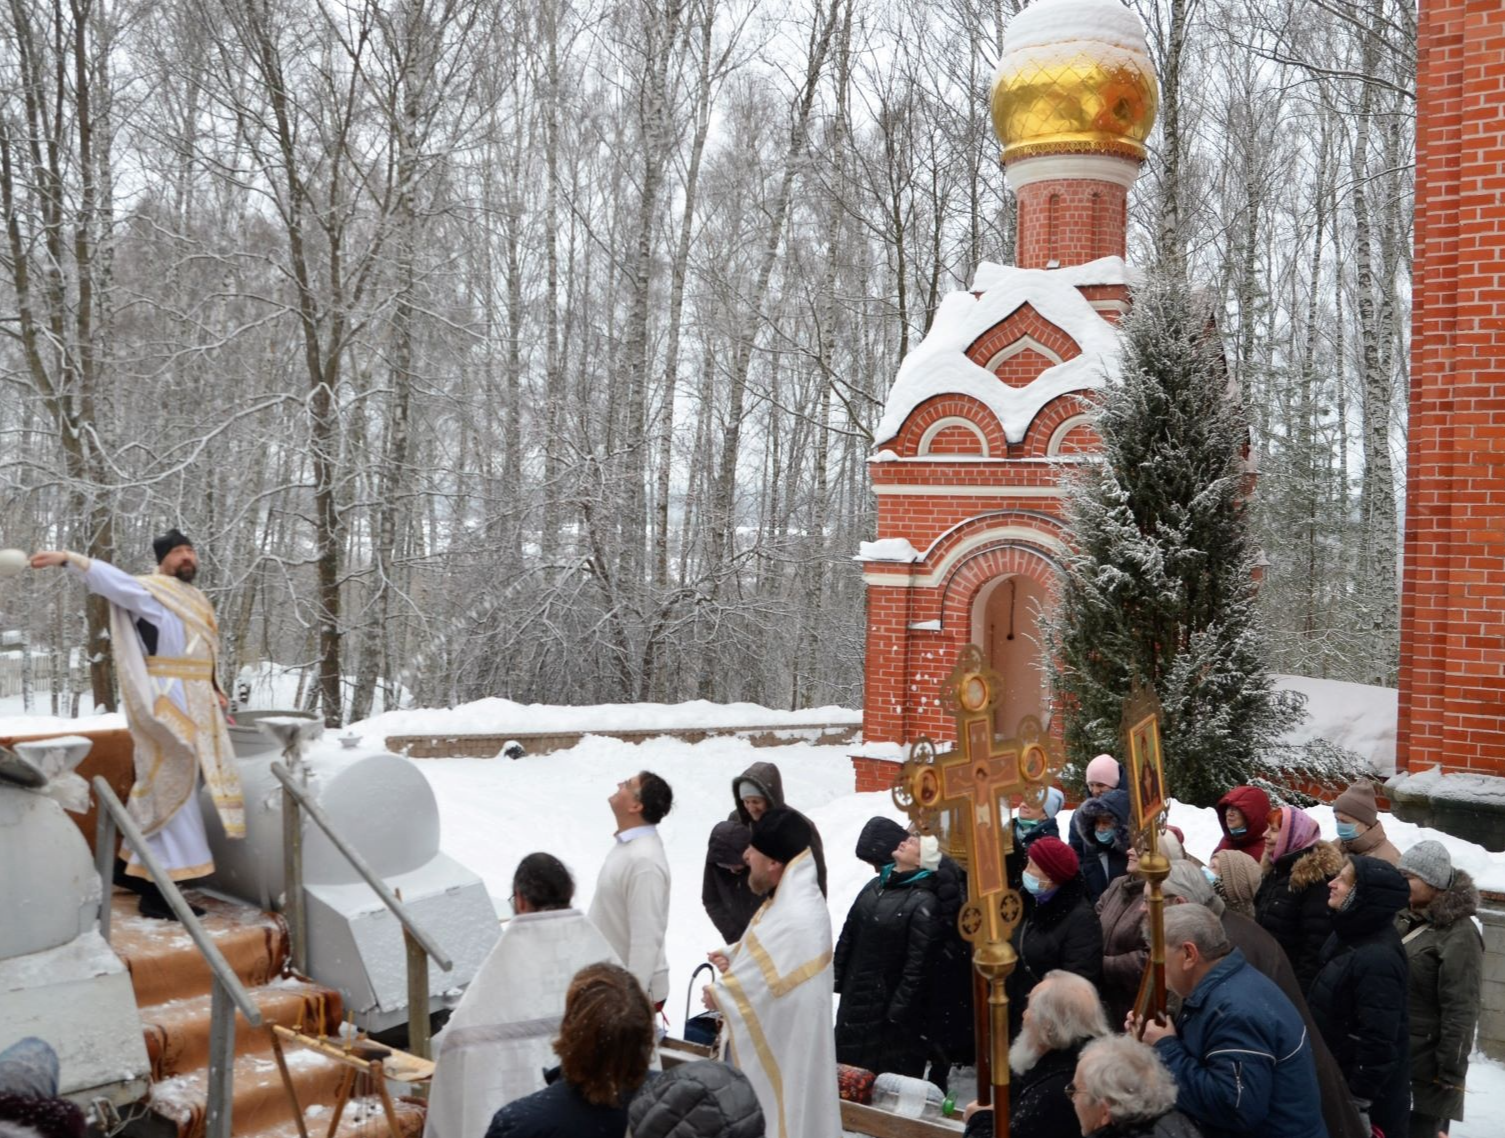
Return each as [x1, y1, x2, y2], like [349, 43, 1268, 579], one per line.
[939, 541, 1063, 633]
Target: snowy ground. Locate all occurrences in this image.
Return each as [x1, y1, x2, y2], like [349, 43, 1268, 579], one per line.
[404, 732, 1504, 1136]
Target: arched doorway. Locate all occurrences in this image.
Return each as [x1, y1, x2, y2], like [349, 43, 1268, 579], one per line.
[970, 573, 1050, 738]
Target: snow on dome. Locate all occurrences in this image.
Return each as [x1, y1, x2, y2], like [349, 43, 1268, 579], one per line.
[873, 259, 1125, 448]
[991, 0, 1158, 163]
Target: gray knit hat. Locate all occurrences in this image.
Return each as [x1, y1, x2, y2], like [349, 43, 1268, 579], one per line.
[1398, 840, 1453, 890]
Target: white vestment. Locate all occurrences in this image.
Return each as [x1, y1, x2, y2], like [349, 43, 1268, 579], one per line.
[714, 848, 841, 1138]
[70, 557, 244, 879]
[423, 908, 620, 1138]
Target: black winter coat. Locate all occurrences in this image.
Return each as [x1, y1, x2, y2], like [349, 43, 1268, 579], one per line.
[1307, 857, 1412, 1138]
[1220, 912, 1370, 1138]
[702, 820, 759, 944]
[962, 1041, 1087, 1138]
[1072, 792, 1132, 903]
[1252, 840, 1343, 993]
[485, 1072, 632, 1138]
[833, 865, 941, 1076]
[1007, 874, 1103, 1036]
[925, 854, 976, 1068]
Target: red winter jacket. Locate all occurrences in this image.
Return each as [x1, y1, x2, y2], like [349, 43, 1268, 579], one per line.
[1211, 786, 1272, 860]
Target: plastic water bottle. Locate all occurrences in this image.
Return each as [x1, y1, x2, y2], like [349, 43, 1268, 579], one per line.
[870, 1073, 955, 1120]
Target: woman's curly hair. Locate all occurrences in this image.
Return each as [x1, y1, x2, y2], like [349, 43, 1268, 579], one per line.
[554, 962, 654, 1106]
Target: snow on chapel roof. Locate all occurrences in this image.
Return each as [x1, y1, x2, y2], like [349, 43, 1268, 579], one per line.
[873, 256, 1132, 447]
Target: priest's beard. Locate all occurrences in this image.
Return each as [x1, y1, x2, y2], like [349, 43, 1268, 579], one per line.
[173, 564, 197, 584]
[1009, 1024, 1046, 1075]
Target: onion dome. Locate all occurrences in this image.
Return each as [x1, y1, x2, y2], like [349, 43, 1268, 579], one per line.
[990, 0, 1159, 164]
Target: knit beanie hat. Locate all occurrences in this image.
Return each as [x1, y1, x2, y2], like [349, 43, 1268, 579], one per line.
[737, 779, 765, 802]
[1026, 835, 1078, 885]
[152, 528, 192, 565]
[1270, 806, 1321, 862]
[749, 806, 811, 864]
[854, 816, 909, 869]
[1159, 828, 1186, 862]
[1085, 754, 1120, 788]
[918, 834, 942, 872]
[1042, 786, 1065, 818]
[1213, 848, 1262, 910]
[1331, 779, 1380, 827]
[1398, 839, 1453, 890]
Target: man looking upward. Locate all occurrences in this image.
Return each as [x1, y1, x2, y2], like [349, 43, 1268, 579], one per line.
[589, 770, 673, 1008]
[30, 531, 244, 919]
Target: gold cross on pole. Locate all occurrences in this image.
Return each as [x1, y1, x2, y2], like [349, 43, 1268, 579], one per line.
[892, 644, 1062, 1138]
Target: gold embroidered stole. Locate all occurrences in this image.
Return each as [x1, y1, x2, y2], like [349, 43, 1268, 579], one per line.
[112, 575, 244, 839]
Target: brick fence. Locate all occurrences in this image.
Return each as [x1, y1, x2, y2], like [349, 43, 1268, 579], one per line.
[389, 721, 862, 759]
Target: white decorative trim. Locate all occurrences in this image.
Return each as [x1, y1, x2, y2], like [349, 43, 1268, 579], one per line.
[862, 525, 1066, 589]
[873, 483, 1064, 498]
[1046, 414, 1094, 456]
[983, 334, 1065, 371]
[1006, 154, 1142, 192]
[1089, 299, 1129, 315]
[918, 416, 990, 457]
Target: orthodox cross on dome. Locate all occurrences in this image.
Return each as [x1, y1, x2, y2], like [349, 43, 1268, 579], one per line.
[892, 643, 1063, 1138]
[1122, 677, 1172, 1033]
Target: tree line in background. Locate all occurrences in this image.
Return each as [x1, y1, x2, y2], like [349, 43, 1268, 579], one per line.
[0, 0, 1414, 725]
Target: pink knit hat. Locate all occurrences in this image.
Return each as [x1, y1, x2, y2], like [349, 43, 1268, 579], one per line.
[1085, 754, 1120, 788]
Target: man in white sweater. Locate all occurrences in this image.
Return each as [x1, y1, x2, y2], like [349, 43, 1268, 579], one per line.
[588, 769, 674, 1007]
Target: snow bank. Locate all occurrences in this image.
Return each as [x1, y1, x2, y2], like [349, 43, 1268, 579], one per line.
[352, 698, 861, 740]
[872, 260, 1125, 446]
[1273, 674, 1397, 775]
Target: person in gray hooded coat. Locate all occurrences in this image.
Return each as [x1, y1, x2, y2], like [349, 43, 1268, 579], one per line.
[1396, 841, 1484, 1138]
[730, 761, 826, 895]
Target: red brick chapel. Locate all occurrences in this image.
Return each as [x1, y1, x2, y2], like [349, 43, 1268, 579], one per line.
[856, 0, 1159, 783]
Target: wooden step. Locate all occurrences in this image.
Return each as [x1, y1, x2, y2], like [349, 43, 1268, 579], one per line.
[109, 889, 291, 1007]
[146, 1038, 423, 1138]
[141, 978, 343, 1082]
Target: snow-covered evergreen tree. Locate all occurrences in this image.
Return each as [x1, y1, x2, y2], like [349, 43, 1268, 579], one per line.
[1044, 279, 1302, 808]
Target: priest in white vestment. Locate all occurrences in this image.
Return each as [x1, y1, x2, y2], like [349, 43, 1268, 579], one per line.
[708, 806, 841, 1138]
[424, 853, 620, 1138]
[30, 531, 244, 918]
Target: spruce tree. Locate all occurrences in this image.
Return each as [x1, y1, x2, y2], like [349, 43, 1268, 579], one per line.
[1044, 280, 1301, 808]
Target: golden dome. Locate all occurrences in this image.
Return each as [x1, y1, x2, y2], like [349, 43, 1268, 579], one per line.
[990, 0, 1158, 164]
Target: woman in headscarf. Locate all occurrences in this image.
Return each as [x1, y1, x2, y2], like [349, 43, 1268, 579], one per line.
[1253, 805, 1343, 993]
[1207, 848, 1260, 919]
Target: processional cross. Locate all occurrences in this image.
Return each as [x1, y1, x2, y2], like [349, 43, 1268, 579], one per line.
[892, 644, 1062, 1138]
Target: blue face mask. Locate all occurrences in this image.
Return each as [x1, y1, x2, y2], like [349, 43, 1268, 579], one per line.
[1335, 822, 1360, 841]
[1021, 871, 1045, 896]
[1202, 865, 1218, 884]
[1095, 829, 1116, 846]
[1228, 826, 1247, 837]
[1016, 817, 1042, 834]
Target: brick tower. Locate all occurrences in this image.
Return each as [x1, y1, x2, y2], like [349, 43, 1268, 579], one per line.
[1396, 2, 1505, 808]
[857, 0, 1158, 775]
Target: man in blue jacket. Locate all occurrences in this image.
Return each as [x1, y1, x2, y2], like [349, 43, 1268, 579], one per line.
[1135, 903, 1327, 1138]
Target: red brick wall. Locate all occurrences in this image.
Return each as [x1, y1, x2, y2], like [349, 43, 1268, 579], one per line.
[1015, 180, 1129, 269]
[1397, 0, 1505, 777]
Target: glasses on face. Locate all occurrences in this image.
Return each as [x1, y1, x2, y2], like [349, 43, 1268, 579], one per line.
[1064, 1083, 1084, 1099]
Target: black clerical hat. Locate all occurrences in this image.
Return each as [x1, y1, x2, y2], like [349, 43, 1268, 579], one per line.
[152, 528, 192, 564]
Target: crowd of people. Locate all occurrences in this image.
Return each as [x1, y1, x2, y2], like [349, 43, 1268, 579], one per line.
[419, 757, 1485, 1138]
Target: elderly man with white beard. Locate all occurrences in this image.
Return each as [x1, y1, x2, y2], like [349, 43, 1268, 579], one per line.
[962, 970, 1110, 1138]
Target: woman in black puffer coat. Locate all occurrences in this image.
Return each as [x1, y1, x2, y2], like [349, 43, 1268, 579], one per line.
[834, 827, 941, 1077]
[1254, 806, 1343, 993]
[924, 851, 976, 1083]
[1307, 856, 1412, 1138]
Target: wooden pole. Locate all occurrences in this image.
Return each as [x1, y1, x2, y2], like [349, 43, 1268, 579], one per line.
[972, 968, 991, 1108]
